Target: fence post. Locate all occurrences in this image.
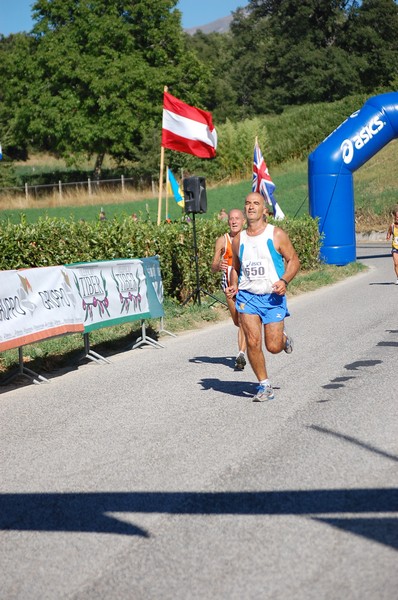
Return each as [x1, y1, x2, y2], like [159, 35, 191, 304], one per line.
[58, 180, 62, 201]
[25, 183, 29, 201]
[121, 175, 125, 193]
[88, 177, 92, 195]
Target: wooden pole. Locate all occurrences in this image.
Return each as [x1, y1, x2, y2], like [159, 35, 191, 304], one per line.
[158, 147, 165, 225]
[157, 85, 168, 226]
[165, 165, 170, 220]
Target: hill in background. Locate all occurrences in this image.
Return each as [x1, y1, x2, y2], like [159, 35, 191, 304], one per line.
[184, 5, 249, 35]
[185, 15, 233, 35]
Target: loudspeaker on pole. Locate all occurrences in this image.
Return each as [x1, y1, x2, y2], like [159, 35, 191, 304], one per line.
[183, 176, 207, 214]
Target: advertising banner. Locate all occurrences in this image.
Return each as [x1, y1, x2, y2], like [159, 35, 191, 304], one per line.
[0, 266, 84, 352]
[142, 256, 164, 319]
[66, 258, 154, 333]
[0, 257, 165, 352]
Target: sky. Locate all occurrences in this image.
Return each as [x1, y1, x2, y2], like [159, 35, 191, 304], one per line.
[1, 0, 246, 36]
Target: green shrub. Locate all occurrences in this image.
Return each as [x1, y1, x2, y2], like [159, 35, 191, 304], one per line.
[277, 214, 322, 271]
[0, 214, 321, 300]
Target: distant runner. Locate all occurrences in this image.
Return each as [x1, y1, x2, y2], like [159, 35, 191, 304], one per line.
[211, 209, 247, 370]
[386, 206, 398, 285]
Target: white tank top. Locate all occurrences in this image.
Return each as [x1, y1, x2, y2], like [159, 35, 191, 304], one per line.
[238, 225, 285, 294]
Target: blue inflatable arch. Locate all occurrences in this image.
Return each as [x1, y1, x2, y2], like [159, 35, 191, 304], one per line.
[308, 92, 398, 265]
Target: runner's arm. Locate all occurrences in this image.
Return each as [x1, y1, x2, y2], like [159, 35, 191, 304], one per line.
[226, 234, 241, 297]
[211, 236, 225, 273]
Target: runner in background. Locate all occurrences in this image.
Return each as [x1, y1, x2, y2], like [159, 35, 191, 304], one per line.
[386, 205, 398, 284]
[211, 209, 247, 370]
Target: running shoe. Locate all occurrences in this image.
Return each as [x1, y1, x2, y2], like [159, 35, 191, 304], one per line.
[252, 383, 275, 402]
[284, 331, 294, 354]
[234, 354, 246, 371]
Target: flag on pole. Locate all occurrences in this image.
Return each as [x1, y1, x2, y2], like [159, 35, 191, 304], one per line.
[162, 91, 217, 159]
[167, 167, 184, 208]
[0, 144, 2, 160]
[252, 141, 285, 220]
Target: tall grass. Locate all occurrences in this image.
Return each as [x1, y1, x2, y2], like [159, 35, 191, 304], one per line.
[0, 179, 309, 225]
[1, 142, 395, 228]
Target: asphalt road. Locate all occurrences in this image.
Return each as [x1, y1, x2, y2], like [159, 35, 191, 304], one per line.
[0, 241, 397, 600]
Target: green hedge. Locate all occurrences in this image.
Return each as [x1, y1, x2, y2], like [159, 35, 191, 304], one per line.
[0, 215, 321, 300]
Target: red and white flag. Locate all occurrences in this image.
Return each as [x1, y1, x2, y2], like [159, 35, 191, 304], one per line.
[162, 91, 217, 159]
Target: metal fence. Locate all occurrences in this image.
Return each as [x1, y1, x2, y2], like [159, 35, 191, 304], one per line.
[0, 175, 157, 199]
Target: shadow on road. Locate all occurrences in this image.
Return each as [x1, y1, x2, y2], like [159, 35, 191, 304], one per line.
[313, 517, 398, 549]
[309, 425, 398, 463]
[190, 356, 235, 368]
[0, 488, 397, 549]
[198, 378, 256, 397]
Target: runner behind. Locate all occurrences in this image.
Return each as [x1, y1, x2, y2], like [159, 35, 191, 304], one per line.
[211, 209, 247, 370]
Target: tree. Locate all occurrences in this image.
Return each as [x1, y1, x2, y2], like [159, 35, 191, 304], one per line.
[228, 8, 275, 117]
[185, 31, 238, 123]
[237, 0, 361, 109]
[0, 33, 36, 160]
[341, 0, 398, 91]
[4, 0, 210, 169]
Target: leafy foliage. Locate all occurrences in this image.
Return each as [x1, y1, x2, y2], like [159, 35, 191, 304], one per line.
[341, 0, 398, 91]
[0, 0, 210, 169]
[0, 215, 321, 300]
[1, 0, 398, 172]
[0, 33, 35, 159]
[202, 0, 398, 115]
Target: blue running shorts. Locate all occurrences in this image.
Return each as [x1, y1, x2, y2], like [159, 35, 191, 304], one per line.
[235, 289, 290, 324]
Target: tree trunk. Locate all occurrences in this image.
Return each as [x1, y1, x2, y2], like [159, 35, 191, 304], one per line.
[93, 153, 105, 181]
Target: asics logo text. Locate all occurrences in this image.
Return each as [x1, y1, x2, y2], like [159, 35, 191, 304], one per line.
[341, 116, 385, 164]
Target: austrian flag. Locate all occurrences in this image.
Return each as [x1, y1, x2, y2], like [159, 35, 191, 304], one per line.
[162, 92, 217, 159]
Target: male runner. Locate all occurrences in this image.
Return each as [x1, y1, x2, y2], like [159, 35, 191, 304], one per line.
[226, 192, 300, 401]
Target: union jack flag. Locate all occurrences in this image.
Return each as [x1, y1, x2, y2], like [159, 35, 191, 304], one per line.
[252, 141, 285, 220]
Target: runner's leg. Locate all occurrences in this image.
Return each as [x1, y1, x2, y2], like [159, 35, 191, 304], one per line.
[264, 320, 285, 354]
[239, 313, 267, 380]
[393, 252, 398, 278]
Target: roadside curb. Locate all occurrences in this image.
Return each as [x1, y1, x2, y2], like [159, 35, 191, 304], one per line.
[356, 231, 387, 241]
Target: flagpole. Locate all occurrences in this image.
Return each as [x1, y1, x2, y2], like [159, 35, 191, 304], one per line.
[158, 147, 165, 226]
[158, 86, 168, 226]
[165, 165, 169, 220]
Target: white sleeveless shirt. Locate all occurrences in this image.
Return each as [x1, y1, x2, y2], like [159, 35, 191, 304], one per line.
[238, 225, 285, 294]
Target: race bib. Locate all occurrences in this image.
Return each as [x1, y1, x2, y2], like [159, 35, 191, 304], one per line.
[242, 259, 267, 280]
